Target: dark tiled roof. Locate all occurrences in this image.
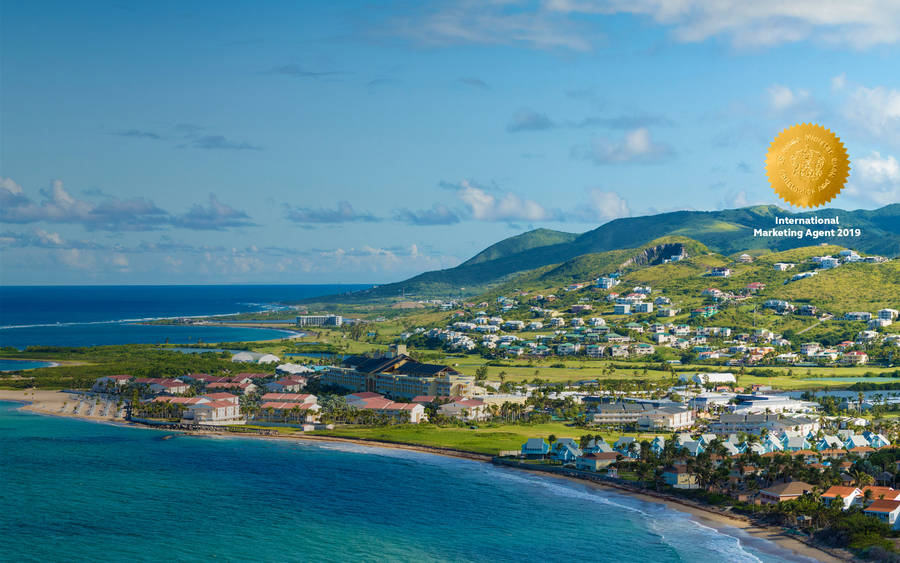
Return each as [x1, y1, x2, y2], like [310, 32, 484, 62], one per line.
[343, 355, 459, 377]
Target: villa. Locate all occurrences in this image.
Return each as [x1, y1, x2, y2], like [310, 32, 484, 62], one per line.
[576, 452, 619, 472]
[821, 486, 862, 510]
[864, 500, 900, 530]
[663, 466, 699, 489]
[521, 438, 550, 459]
[758, 481, 813, 505]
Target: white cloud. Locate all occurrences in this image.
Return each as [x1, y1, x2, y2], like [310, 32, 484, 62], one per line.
[831, 73, 846, 91]
[547, 0, 900, 49]
[722, 189, 751, 208]
[453, 179, 553, 221]
[387, 0, 593, 51]
[844, 85, 900, 144]
[847, 151, 900, 206]
[57, 249, 95, 270]
[385, 1, 900, 51]
[573, 127, 673, 164]
[34, 229, 64, 246]
[857, 151, 900, 183]
[1, 178, 253, 231]
[1, 177, 24, 196]
[767, 84, 810, 111]
[584, 189, 630, 221]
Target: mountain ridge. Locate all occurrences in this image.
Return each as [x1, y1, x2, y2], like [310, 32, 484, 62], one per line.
[309, 204, 900, 301]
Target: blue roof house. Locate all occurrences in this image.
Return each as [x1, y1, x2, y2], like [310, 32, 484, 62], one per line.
[521, 438, 550, 458]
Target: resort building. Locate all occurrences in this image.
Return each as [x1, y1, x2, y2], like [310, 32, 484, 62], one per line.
[588, 402, 694, 430]
[345, 394, 426, 423]
[730, 394, 818, 415]
[207, 381, 258, 395]
[709, 414, 820, 436]
[183, 400, 243, 426]
[136, 378, 191, 395]
[265, 379, 306, 393]
[92, 375, 132, 392]
[438, 399, 490, 421]
[295, 315, 343, 327]
[256, 402, 321, 423]
[260, 393, 316, 405]
[322, 353, 474, 399]
[203, 392, 240, 405]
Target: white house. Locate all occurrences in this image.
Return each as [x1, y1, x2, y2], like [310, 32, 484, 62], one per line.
[865, 500, 900, 530]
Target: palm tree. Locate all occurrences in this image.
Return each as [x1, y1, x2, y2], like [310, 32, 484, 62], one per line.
[851, 468, 874, 487]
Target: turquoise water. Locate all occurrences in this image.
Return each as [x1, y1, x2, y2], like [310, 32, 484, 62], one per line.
[0, 284, 361, 348]
[0, 323, 296, 349]
[0, 403, 808, 562]
[0, 359, 55, 371]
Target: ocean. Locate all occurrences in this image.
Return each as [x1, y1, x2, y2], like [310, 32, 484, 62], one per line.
[0, 359, 56, 371]
[0, 284, 366, 349]
[0, 403, 806, 562]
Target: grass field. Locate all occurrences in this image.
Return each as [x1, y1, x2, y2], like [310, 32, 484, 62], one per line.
[312, 422, 661, 455]
[441, 355, 900, 389]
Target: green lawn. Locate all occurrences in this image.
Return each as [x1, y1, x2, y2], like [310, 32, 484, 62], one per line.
[312, 422, 662, 455]
[445, 355, 900, 389]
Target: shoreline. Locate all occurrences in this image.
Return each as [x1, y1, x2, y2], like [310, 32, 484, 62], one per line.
[0, 391, 851, 562]
[0, 358, 85, 367]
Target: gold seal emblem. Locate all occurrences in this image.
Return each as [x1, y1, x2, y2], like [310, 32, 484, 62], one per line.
[765, 123, 850, 208]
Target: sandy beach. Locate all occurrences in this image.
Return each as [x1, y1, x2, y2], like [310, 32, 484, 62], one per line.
[0, 389, 126, 421]
[1, 392, 852, 562]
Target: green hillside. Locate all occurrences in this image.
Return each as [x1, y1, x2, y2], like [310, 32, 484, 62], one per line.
[477, 238, 897, 322]
[465, 237, 717, 302]
[779, 261, 900, 314]
[461, 228, 578, 266]
[306, 204, 900, 301]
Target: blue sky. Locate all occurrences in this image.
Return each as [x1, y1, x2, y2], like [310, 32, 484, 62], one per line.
[2, 0, 899, 284]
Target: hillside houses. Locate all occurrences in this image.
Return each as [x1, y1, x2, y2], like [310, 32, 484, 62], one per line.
[396, 252, 897, 370]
